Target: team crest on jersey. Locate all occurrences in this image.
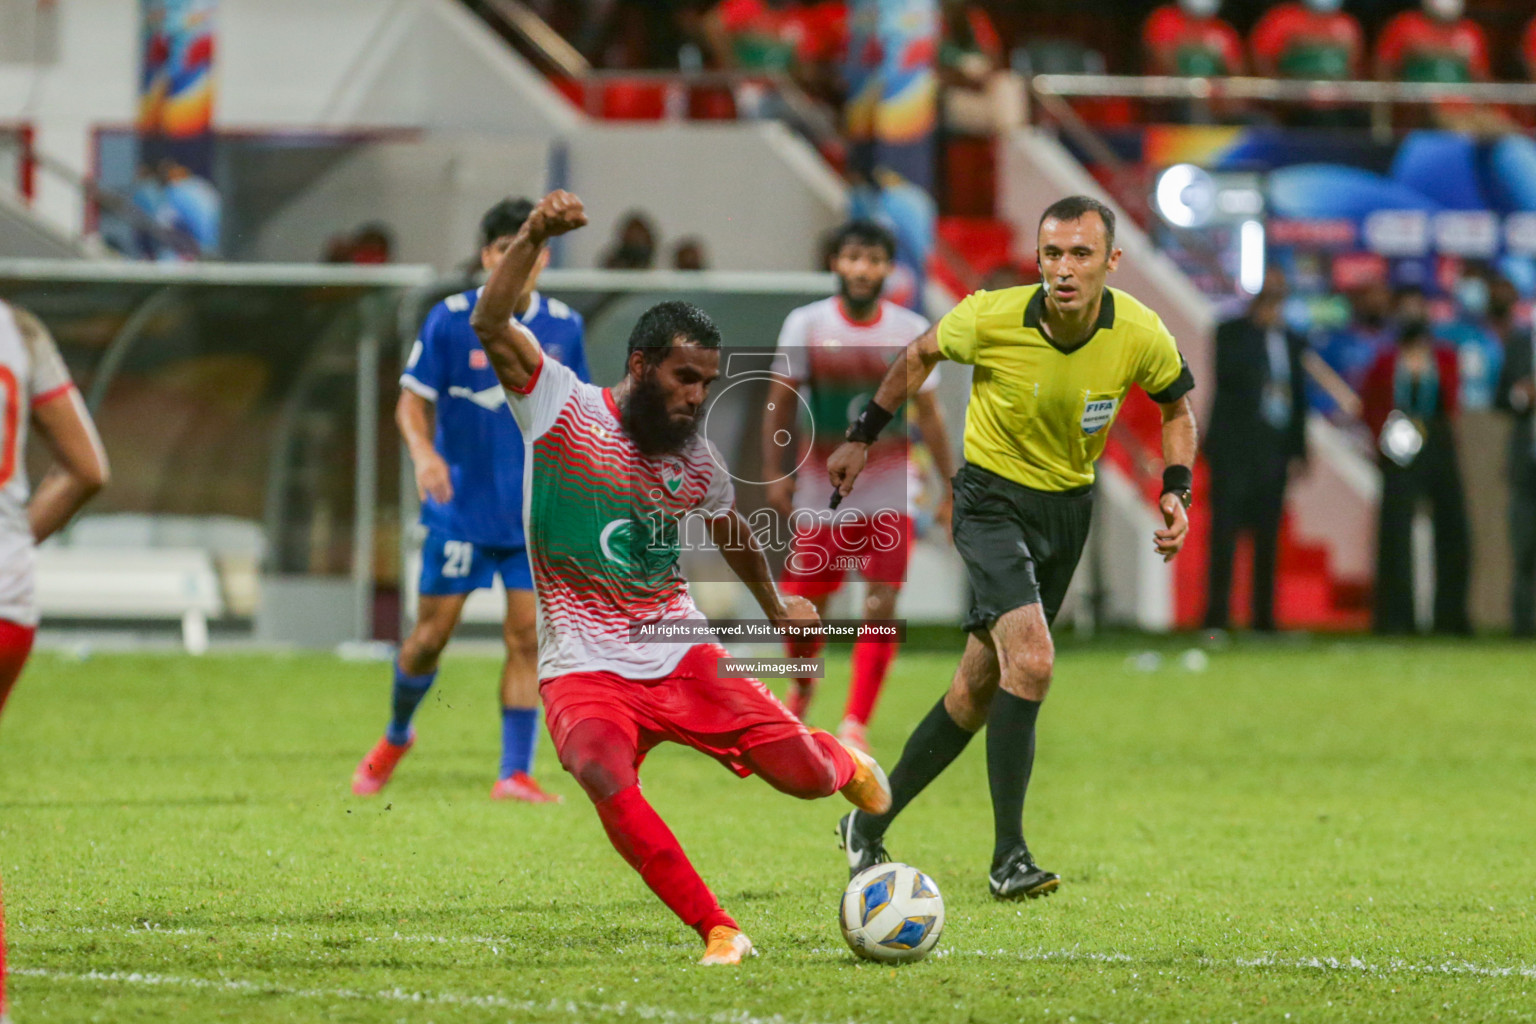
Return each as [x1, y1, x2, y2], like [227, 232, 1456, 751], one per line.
[1081, 397, 1118, 435]
[469, 349, 489, 370]
[661, 459, 684, 496]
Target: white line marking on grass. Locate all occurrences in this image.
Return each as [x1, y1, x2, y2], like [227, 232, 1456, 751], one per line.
[822, 946, 1536, 979]
[1218, 954, 1536, 980]
[27, 929, 1536, 982]
[976, 949, 1536, 978]
[10, 967, 857, 1024]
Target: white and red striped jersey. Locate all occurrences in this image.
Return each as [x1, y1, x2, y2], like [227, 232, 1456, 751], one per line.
[0, 301, 74, 627]
[506, 338, 735, 681]
[774, 297, 935, 517]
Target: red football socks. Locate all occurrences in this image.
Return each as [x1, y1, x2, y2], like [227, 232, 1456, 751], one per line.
[785, 636, 825, 718]
[844, 637, 897, 726]
[595, 785, 736, 940]
[740, 731, 856, 797]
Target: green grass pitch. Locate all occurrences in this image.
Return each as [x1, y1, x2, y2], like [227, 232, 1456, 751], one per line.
[3, 639, 1535, 1022]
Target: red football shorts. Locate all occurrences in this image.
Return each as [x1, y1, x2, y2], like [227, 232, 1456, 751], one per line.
[0, 618, 36, 718]
[540, 643, 809, 778]
[780, 512, 913, 600]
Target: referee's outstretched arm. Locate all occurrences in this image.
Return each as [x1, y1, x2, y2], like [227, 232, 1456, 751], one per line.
[826, 324, 944, 502]
[1154, 393, 1198, 562]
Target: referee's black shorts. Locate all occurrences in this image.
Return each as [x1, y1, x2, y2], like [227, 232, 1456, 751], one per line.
[951, 462, 1094, 634]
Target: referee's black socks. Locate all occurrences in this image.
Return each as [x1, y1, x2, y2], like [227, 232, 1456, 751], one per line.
[859, 696, 975, 840]
[986, 689, 1042, 866]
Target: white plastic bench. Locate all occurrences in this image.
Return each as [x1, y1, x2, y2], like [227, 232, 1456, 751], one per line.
[34, 547, 225, 652]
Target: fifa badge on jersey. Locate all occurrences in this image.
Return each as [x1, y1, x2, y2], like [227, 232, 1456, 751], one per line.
[1081, 397, 1118, 435]
[469, 349, 490, 370]
[661, 459, 684, 496]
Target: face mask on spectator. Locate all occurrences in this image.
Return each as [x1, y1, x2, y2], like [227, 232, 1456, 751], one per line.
[1423, 0, 1463, 22]
[1455, 276, 1489, 318]
[1179, 0, 1221, 18]
[1304, 0, 1343, 13]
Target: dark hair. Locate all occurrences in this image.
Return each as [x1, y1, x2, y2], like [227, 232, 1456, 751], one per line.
[1038, 195, 1116, 249]
[480, 197, 535, 248]
[627, 300, 722, 368]
[1398, 317, 1432, 345]
[828, 219, 898, 261]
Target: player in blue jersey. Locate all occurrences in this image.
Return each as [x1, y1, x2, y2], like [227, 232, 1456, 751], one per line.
[352, 197, 590, 803]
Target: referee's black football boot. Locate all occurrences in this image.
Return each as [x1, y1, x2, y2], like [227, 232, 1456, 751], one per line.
[837, 811, 891, 879]
[989, 844, 1060, 900]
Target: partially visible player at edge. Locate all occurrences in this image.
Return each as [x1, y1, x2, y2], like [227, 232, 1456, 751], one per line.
[762, 220, 955, 752]
[352, 198, 590, 803]
[0, 300, 109, 1024]
[828, 195, 1198, 900]
[471, 190, 892, 965]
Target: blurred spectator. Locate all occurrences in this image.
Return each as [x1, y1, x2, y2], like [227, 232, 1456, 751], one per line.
[1495, 322, 1536, 636]
[716, 0, 846, 73]
[599, 212, 658, 269]
[1361, 319, 1471, 636]
[672, 237, 709, 270]
[1525, 12, 1536, 80]
[1488, 275, 1521, 340]
[586, 0, 726, 69]
[349, 223, 394, 264]
[1374, 0, 1489, 84]
[1393, 283, 1430, 325]
[1250, 0, 1363, 81]
[1314, 280, 1394, 403]
[1142, 0, 1245, 77]
[1204, 271, 1309, 633]
[1436, 266, 1504, 411]
[323, 223, 395, 264]
[939, 0, 1024, 136]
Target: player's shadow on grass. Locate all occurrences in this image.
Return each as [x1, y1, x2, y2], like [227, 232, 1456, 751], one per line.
[0, 794, 251, 809]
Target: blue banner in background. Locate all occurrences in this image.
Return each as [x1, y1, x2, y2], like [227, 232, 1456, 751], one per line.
[135, 0, 220, 259]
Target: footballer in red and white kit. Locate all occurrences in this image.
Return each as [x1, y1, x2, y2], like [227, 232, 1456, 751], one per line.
[762, 222, 955, 752]
[0, 301, 109, 1023]
[468, 190, 891, 966]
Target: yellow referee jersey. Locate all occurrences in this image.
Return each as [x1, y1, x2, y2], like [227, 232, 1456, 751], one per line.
[937, 284, 1193, 492]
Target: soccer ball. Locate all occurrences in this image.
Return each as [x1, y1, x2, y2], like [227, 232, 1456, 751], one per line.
[839, 862, 945, 963]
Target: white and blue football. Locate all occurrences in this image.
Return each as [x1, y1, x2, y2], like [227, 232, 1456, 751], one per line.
[839, 862, 945, 964]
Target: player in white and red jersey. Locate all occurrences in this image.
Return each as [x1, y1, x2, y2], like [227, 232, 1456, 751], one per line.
[762, 221, 955, 752]
[470, 190, 892, 966]
[0, 300, 109, 1023]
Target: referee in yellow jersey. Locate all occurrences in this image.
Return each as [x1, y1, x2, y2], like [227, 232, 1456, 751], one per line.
[829, 195, 1198, 898]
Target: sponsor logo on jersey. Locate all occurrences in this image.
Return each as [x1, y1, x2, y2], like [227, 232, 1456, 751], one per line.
[1082, 397, 1117, 435]
[447, 383, 507, 410]
[469, 349, 489, 370]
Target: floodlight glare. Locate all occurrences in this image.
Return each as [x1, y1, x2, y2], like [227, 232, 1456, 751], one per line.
[1154, 163, 1216, 229]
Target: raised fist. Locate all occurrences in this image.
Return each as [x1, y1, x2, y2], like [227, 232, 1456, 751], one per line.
[527, 190, 587, 242]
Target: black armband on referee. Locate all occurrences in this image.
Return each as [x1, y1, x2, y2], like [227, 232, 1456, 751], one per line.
[845, 400, 895, 445]
[1161, 464, 1194, 507]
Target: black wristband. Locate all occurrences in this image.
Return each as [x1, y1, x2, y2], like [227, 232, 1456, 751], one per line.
[845, 400, 894, 445]
[1161, 464, 1194, 501]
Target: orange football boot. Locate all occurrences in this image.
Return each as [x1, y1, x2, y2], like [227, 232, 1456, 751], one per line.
[351, 736, 413, 796]
[489, 771, 563, 803]
[699, 926, 754, 965]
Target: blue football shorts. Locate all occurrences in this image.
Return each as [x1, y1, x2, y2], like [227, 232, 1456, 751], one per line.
[418, 529, 533, 596]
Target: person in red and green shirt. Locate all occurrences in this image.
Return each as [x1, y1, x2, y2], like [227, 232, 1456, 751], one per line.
[1375, 0, 1489, 84]
[1143, 0, 1245, 77]
[1250, 0, 1363, 81]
